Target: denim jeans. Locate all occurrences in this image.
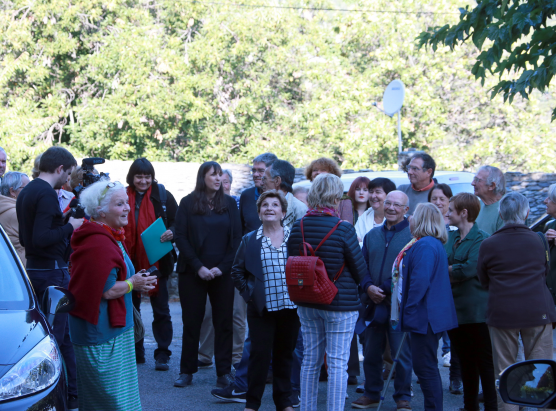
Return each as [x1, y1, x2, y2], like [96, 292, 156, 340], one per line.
[363, 323, 412, 402]
[298, 306, 358, 411]
[441, 331, 450, 355]
[234, 332, 251, 392]
[290, 329, 304, 391]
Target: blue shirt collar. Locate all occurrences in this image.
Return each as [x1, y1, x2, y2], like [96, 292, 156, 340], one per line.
[254, 187, 262, 201]
[382, 217, 409, 233]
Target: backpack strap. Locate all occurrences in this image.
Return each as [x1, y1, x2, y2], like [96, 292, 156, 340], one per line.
[300, 217, 345, 280]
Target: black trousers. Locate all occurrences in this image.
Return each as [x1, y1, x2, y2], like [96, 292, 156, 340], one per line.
[28, 268, 77, 397]
[449, 347, 462, 381]
[178, 272, 234, 376]
[348, 331, 360, 377]
[132, 275, 173, 360]
[448, 323, 497, 411]
[247, 308, 300, 411]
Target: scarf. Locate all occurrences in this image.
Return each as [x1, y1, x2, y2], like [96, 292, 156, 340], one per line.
[124, 186, 159, 296]
[91, 219, 126, 242]
[306, 206, 340, 218]
[390, 237, 420, 329]
[411, 180, 435, 192]
[69, 220, 128, 327]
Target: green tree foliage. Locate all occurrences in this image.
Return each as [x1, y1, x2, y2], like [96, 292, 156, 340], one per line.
[418, 1, 556, 119]
[1, 0, 554, 174]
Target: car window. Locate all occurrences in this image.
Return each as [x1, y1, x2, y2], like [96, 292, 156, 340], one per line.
[0, 232, 31, 310]
[448, 183, 474, 195]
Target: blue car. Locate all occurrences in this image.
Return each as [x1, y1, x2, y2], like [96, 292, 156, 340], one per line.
[0, 225, 74, 410]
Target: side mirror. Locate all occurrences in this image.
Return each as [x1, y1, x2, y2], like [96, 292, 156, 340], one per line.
[499, 360, 556, 409]
[41, 286, 75, 327]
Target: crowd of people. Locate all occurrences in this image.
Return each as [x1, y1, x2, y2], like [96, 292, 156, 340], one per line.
[0, 144, 555, 411]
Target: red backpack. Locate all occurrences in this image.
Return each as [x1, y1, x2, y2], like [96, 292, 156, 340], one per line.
[286, 218, 345, 305]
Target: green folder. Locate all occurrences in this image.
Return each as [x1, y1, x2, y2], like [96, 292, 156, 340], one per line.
[140, 217, 173, 265]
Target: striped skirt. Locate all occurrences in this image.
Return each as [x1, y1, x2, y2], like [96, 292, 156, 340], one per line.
[73, 328, 142, 410]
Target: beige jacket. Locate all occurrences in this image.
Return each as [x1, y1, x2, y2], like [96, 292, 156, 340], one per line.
[284, 192, 308, 230]
[0, 195, 26, 264]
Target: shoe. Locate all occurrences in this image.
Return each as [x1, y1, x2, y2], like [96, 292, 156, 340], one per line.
[266, 370, 273, 384]
[211, 383, 246, 403]
[442, 352, 451, 367]
[396, 400, 412, 410]
[356, 382, 365, 393]
[197, 359, 213, 369]
[449, 379, 463, 395]
[216, 373, 235, 389]
[348, 375, 358, 385]
[155, 355, 170, 371]
[174, 373, 193, 387]
[478, 391, 484, 403]
[290, 390, 300, 408]
[136, 356, 146, 364]
[351, 395, 379, 409]
[67, 395, 78, 410]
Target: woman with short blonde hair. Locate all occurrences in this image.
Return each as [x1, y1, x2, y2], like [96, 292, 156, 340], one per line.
[410, 202, 448, 244]
[390, 202, 457, 410]
[307, 173, 344, 209]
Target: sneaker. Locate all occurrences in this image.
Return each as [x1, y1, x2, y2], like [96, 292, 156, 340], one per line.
[356, 382, 365, 393]
[442, 352, 451, 367]
[67, 395, 78, 410]
[216, 373, 235, 389]
[197, 359, 213, 369]
[449, 379, 463, 395]
[396, 400, 411, 410]
[155, 355, 170, 371]
[290, 390, 300, 408]
[174, 373, 193, 387]
[351, 395, 379, 409]
[211, 383, 246, 403]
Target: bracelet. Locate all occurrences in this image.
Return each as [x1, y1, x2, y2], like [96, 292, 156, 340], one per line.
[125, 279, 133, 293]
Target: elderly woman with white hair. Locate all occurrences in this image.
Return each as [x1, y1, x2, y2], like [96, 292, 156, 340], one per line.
[287, 173, 367, 411]
[0, 171, 30, 263]
[544, 183, 556, 304]
[68, 180, 156, 410]
[478, 192, 556, 411]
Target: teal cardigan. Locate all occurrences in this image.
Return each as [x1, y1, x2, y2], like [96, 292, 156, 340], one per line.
[444, 224, 490, 325]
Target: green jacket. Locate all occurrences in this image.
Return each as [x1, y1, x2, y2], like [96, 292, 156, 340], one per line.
[444, 224, 490, 325]
[544, 220, 556, 304]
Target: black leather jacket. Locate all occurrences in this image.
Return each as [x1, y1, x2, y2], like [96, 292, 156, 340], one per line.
[231, 231, 267, 316]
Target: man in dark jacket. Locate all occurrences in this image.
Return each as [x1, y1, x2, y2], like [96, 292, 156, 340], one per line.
[16, 146, 82, 409]
[352, 191, 413, 411]
[239, 152, 277, 235]
[477, 192, 556, 411]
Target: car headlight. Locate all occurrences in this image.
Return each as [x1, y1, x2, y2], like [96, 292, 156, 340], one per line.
[0, 335, 62, 401]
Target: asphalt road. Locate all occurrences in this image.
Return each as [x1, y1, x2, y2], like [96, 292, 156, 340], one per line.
[136, 301, 551, 411]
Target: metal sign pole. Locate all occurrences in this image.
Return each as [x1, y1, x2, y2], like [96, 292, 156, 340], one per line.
[397, 110, 402, 154]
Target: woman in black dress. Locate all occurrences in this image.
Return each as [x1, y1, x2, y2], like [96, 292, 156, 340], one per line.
[174, 161, 241, 388]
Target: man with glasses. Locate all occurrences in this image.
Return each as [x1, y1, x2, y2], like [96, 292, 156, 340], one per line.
[398, 153, 436, 215]
[472, 165, 505, 235]
[352, 190, 413, 410]
[239, 152, 278, 235]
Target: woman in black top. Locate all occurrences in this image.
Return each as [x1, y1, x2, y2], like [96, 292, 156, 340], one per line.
[174, 161, 241, 388]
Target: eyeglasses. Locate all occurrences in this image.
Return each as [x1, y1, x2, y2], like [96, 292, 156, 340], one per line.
[98, 182, 117, 205]
[472, 177, 485, 183]
[384, 201, 407, 210]
[251, 168, 265, 175]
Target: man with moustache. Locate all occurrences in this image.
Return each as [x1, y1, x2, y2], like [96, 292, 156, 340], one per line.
[398, 153, 436, 215]
[352, 191, 413, 411]
[16, 146, 84, 410]
[239, 152, 278, 235]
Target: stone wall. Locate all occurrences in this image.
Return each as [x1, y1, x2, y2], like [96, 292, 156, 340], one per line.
[505, 172, 556, 223]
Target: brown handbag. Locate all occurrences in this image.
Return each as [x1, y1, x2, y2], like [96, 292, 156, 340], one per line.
[286, 218, 345, 305]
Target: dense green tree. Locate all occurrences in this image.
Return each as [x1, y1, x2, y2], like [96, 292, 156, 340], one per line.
[1, 0, 554, 174]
